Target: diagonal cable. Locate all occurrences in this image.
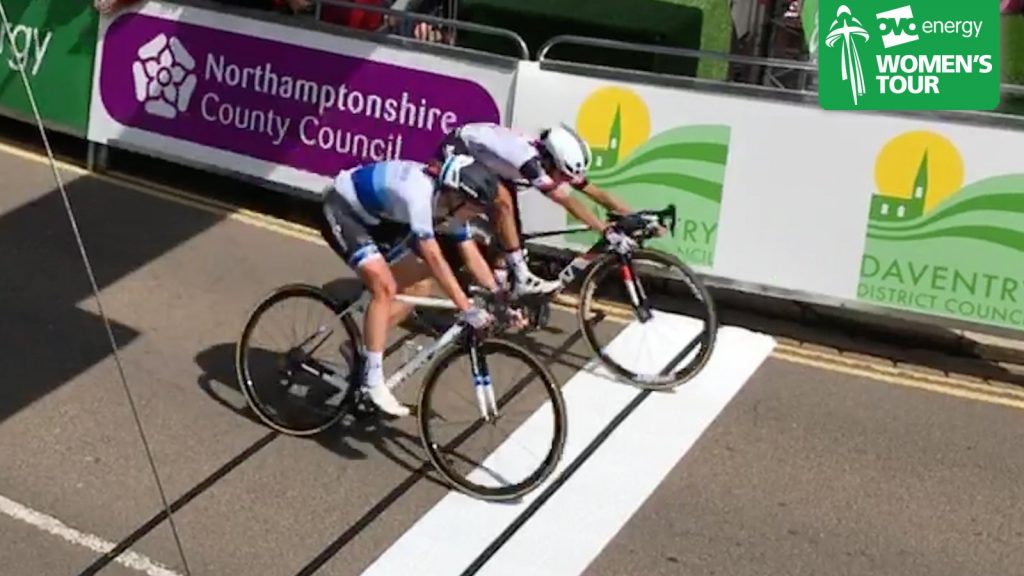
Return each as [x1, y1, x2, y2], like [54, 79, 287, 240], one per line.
[0, 3, 191, 574]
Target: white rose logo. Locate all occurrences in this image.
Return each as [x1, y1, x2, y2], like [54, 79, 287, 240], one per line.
[132, 33, 197, 119]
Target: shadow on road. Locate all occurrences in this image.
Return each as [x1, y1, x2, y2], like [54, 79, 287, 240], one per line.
[193, 342, 452, 487]
[0, 176, 221, 424]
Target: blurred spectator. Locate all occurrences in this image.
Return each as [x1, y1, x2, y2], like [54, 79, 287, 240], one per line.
[318, 0, 387, 31]
[1004, 0, 1024, 14]
[389, 0, 455, 44]
[93, 0, 454, 46]
[93, 0, 142, 15]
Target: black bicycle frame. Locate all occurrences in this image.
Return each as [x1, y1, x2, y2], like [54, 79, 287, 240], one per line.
[518, 204, 677, 293]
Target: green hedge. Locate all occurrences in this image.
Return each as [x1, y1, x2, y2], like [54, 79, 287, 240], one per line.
[457, 0, 704, 77]
[662, 0, 731, 80]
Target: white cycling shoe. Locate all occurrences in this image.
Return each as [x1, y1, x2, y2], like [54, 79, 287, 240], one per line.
[365, 384, 410, 417]
[512, 269, 562, 297]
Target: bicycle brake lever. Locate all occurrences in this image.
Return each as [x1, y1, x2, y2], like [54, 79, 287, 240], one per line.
[665, 204, 677, 235]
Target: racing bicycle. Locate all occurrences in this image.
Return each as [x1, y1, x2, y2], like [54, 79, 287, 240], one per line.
[469, 202, 719, 390]
[234, 240, 568, 502]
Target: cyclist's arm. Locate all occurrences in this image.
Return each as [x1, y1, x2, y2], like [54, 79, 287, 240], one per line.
[539, 181, 609, 233]
[406, 188, 474, 311]
[416, 236, 473, 311]
[576, 181, 631, 215]
[441, 220, 500, 292]
[522, 159, 609, 234]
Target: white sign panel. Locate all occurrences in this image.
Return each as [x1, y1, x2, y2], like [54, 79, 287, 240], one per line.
[513, 61, 1024, 333]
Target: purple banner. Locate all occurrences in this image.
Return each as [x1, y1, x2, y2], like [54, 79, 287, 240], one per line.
[98, 12, 501, 175]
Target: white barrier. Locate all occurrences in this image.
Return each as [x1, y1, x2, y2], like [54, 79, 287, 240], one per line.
[512, 61, 1024, 333]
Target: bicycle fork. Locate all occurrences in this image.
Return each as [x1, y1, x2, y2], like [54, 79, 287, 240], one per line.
[467, 334, 498, 421]
[619, 254, 653, 322]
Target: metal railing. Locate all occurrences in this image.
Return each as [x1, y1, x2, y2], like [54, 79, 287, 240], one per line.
[538, 34, 1024, 105]
[537, 34, 819, 95]
[537, 34, 817, 74]
[314, 0, 529, 60]
[1002, 83, 1024, 96]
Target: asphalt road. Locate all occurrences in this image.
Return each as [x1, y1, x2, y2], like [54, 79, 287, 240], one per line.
[1, 146, 1023, 576]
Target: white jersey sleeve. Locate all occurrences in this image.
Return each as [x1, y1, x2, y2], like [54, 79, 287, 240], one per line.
[457, 123, 555, 190]
[385, 162, 437, 239]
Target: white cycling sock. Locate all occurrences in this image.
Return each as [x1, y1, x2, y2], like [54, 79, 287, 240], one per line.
[364, 351, 384, 388]
[506, 249, 530, 278]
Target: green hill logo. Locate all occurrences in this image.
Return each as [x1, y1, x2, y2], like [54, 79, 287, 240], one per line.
[859, 130, 1024, 329]
[568, 85, 732, 268]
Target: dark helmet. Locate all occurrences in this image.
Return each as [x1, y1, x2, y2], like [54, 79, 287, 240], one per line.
[438, 154, 499, 205]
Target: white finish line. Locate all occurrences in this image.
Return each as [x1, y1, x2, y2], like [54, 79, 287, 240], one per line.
[0, 493, 183, 576]
[476, 325, 776, 575]
[360, 313, 776, 576]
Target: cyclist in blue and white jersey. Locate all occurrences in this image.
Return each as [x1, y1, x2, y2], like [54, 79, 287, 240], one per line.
[435, 122, 662, 295]
[319, 155, 511, 417]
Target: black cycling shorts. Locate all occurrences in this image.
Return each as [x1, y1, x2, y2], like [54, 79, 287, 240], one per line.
[319, 192, 472, 271]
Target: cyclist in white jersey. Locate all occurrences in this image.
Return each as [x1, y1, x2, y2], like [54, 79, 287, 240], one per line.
[319, 155, 514, 417]
[435, 122, 661, 295]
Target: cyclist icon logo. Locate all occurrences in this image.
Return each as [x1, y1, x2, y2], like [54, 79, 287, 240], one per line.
[825, 4, 870, 106]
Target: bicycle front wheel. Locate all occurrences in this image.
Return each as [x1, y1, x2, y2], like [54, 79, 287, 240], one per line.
[417, 338, 567, 502]
[578, 249, 718, 390]
[235, 283, 363, 436]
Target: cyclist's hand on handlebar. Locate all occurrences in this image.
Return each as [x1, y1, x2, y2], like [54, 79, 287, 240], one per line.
[489, 287, 529, 330]
[461, 306, 493, 329]
[603, 225, 637, 254]
[504, 306, 529, 330]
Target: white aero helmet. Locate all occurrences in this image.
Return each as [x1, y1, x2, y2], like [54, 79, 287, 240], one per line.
[540, 123, 592, 183]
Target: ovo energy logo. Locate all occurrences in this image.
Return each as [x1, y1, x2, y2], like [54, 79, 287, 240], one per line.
[877, 5, 918, 48]
[132, 33, 197, 120]
[818, 0, 999, 111]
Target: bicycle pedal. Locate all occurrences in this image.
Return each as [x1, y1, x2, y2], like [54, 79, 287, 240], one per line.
[351, 400, 379, 420]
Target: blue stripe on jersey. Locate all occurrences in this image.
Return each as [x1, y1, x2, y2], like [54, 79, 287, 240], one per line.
[452, 223, 471, 242]
[351, 164, 387, 215]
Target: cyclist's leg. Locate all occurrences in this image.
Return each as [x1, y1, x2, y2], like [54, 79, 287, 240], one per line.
[480, 179, 519, 289]
[493, 180, 561, 295]
[320, 195, 410, 416]
[373, 222, 434, 328]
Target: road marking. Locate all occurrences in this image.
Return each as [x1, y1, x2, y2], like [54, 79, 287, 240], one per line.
[359, 324, 646, 576]
[474, 325, 776, 576]
[774, 349, 1024, 410]
[360, 314, 774, 576]
[552, 295, 1024, 409]
[774, 344, 1024, 400]
[0, 494, 183, 576]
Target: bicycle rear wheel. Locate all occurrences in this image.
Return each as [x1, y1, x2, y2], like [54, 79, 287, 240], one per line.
[578, 249, 718, 390]
[235, 283, 363, 436]
[417, 337, 567, 501]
